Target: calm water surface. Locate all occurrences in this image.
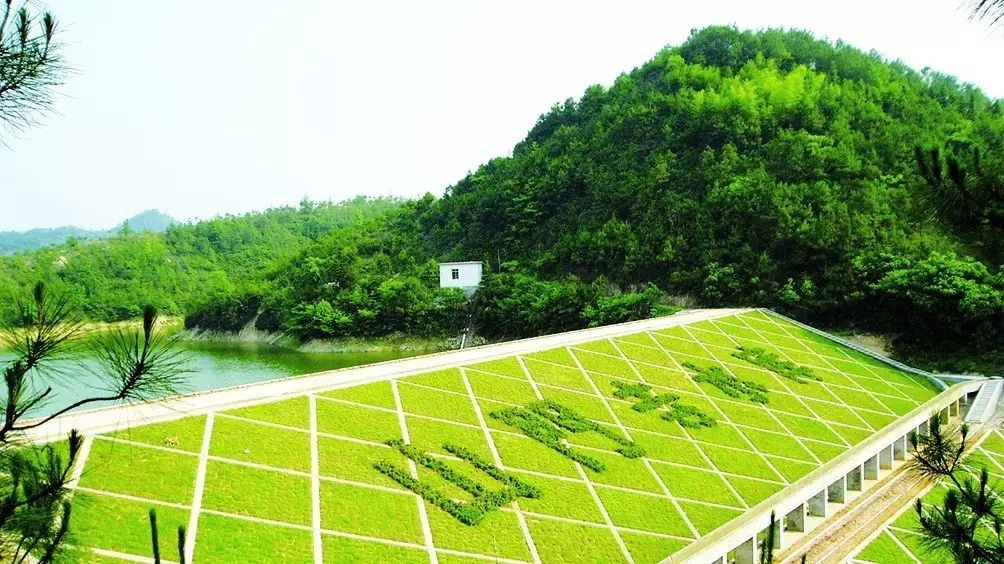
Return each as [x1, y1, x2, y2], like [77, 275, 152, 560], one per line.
[1, 341, 425, 418]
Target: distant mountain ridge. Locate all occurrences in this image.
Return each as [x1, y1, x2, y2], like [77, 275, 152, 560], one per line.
[0, 209, 175, 254]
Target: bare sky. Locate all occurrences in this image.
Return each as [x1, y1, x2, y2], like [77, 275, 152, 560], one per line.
[2, 0, 1002, 230]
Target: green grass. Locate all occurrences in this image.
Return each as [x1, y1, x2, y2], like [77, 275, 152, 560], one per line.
[426, 507, 533, 561]
[224, 396, 309, 430]
[596, 487, 695, 537]
[210, 416, 311, 472]
[699, 443, 783, 482]
[514, 472, 605, 523]
[320, 481, 424, 542]
[104, 415, 206, 453]
[677, 501, 744, 535]
[856, 531, 914, 563]
[725, 475, 785, 505]
[403, 368, 467, 393]
[523, 357, 594, 393]
[65, 311, 947, 563]
[403, 416, 492, 459]
[622, 532, 690, 564]
[315, 399, 401, 442]
[650, 464, 743, 506]
[194, 513, 314, 564]
[398, 382, 479, 425]
[319, 380, 397, 410]
[322, 536, 427, 563]
[80, 439, 198, 504]
[70, 492, 189, 557]
[317, 435, 405, 489]
[466, 370, 536, 404]
[526, 518, 625, 563]
[201, 461, 312, 525]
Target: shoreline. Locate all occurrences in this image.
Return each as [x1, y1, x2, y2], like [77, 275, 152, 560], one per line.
[177, 327, 471, 354]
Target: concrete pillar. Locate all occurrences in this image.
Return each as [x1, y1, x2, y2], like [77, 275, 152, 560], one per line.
[827, 476, 846, 503]
[863, 455, 879, 480]
[893, 436, 907, 461]
[846, 466, 863, 491]
[784, 503, 806, 534]
[733, 537, 757, 564]
[880, 444, 894, 469]
[808, 489, 827, 518]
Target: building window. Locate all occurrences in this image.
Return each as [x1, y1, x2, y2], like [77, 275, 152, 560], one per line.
[451, 268, 460, 280]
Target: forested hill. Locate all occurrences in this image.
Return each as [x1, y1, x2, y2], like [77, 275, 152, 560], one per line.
[0, 209, 175, 254]
[0, 27, 1001, 373]
[417, 26, 1004, 370]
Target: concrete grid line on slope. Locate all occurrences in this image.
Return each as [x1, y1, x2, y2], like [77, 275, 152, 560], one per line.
[77, 472, 695, 558]
[723, 314, 900, 411]
[391, 379, 439, 564]
[583, 333, 917, 421]
[565, 344, 703, 539]
[674, 325, 791, 483]
[183, 412, 214, 563]
[516, 353, 636, 563]
[23, 308, 750, 446]
[308, 395, 323, 564]
[459, 367, 542, 564]
[706, 318, 853, 449]
[595, 330, 920, 410]
[56, 307, 947, 561]
[762, 309, 948, 392]
[421, 354, 871, 451]
[750, 311, 919, 395]
[676, 318, 921, 409]
[90, 422, 767, 518]
[688, 322, 910, 405]
[747, 312, 935, 400]
[728, 315, 892, 433]
[631, 327, 791, 485]
[731, 315, 885, 430]
[600, 336, 755, 506]
[656, 318, 925, 403]
[707, 319, 898, 416]
[711, 316, 932, 403]
[397, 366, 847, 469]
[80, 307, 939, 557]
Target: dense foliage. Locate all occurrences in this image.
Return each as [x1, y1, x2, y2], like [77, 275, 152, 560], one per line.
[2, 27, 1001, 372]
[418, 26, 1004, 371]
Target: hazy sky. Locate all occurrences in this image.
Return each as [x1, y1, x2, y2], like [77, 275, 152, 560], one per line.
[2, 0, 1002, 230]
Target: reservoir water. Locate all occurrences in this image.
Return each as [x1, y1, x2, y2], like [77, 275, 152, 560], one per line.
[1, 341, 427, 418]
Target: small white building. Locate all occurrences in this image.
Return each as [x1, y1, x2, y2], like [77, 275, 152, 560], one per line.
[439, 261, 483, 296]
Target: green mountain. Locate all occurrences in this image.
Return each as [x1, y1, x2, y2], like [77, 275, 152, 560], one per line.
[415, 26, 1003, 369]
[0, 27, 1000, 373]
[0, 209, 175, 254]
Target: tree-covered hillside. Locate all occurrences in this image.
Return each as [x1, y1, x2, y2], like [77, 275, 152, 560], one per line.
[0, 209, 175, 254]
[418, 26, 1003, 371]
[1, 27, 1000, 373]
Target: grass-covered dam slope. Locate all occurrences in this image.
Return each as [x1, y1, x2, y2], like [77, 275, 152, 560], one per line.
[63, 310, 943, 563]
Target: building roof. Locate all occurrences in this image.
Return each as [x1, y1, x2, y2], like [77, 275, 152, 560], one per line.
[438, 261, 483, 266]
